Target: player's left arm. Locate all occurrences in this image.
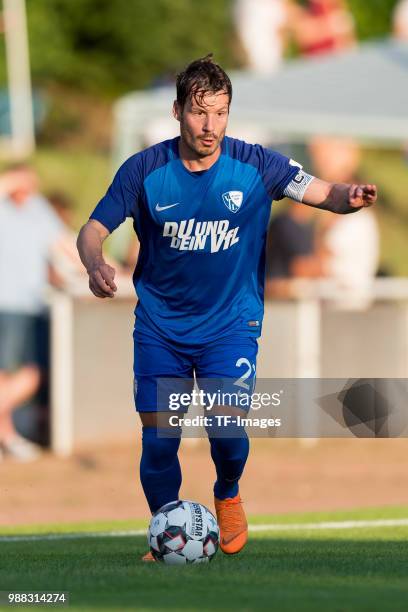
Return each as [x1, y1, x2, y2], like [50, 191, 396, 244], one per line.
[301, 177, 377, 214]
[262, 149, 376, 213]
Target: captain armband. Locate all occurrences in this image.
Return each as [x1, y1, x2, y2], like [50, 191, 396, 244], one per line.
[283, 170, 315, 203]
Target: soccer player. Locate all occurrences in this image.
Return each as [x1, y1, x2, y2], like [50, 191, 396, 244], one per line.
[77, 55, 377, 560]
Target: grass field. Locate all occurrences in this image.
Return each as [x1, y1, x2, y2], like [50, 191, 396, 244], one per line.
[1, 507, 408, 611]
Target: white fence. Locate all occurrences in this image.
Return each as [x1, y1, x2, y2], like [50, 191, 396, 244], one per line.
[49, 278, 408, 455]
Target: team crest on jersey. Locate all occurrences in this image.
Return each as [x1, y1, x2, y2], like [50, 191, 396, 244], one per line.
[222, 191, 243, 213]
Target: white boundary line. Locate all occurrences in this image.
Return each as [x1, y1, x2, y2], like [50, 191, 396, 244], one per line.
[249, 518, 408, 532]
[0, 529, 146, 543]
[1, 518, 408, 543]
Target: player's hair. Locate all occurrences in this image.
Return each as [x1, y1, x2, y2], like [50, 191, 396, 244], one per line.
[176, 54, 232, 109]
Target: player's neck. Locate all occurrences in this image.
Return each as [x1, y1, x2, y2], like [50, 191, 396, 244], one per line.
[178, 138, 221, 172]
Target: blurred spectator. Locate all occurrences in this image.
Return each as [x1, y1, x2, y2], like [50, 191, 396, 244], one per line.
[234, 0, 289, 74]
[393, 0, 408, 40]
[308, 135, 361, 186]
[309, 137, 380, 309]
[48, 190, 73, 227]
[0, 165, 64, 460]
[290, 0, 355, 57]
[323, 207, 379, 309]
[265, 204, 327, 299]
[48, 190, 127, 287]
[47, 190, 89, 287]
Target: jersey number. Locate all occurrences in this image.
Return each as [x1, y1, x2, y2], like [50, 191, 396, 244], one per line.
[234, 357, 256, 392]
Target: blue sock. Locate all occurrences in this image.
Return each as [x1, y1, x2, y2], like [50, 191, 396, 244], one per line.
[140, 426, 182, 513]
[208, 428, 249, 500]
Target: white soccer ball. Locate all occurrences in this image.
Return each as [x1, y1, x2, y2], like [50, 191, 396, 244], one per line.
[148, 500, 219, 564]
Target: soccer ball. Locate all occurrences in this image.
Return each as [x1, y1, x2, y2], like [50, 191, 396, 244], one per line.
[148, 500, 219, 564]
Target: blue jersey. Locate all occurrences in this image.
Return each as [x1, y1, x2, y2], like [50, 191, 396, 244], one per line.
[90, 136, 300, 345]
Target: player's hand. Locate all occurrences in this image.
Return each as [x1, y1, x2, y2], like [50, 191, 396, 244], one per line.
[87, 260, 117, 298]
[348, 184, 377, 209]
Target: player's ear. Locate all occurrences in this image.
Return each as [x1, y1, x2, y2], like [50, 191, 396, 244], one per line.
[173, 100, 181, 122]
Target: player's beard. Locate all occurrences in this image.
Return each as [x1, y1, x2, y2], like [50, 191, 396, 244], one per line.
[180, 122, 225, 159]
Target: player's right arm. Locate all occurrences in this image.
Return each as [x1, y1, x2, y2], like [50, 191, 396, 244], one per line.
[77, 155, 142, 298]
[76, 219, 117, 298]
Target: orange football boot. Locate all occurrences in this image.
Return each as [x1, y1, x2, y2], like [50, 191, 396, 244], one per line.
[142, 551, 156, 562]
[214, 494, 248, 554]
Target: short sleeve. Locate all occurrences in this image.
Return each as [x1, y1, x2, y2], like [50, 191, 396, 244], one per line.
[89, 154, 142, 233]
[260, 148, 301, 201]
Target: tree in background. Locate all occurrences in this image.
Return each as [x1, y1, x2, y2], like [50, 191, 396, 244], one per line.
[0, 0, 399, 97]
[0, 0, 400, 149]
[23, 0, 238, 97]
[347, 0, 399, 40]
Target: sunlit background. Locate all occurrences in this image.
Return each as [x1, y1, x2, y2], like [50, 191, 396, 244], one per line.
[1, 0, 408, 528]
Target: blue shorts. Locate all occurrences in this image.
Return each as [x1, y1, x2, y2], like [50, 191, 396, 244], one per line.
[133, 330, 258, 413]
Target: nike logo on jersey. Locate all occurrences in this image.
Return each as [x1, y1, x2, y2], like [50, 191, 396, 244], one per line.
[155, 202, 180, 212]
[163, 219, 240, 253]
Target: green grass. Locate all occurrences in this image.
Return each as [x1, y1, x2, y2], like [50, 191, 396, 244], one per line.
[1, 507, 408, 611]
